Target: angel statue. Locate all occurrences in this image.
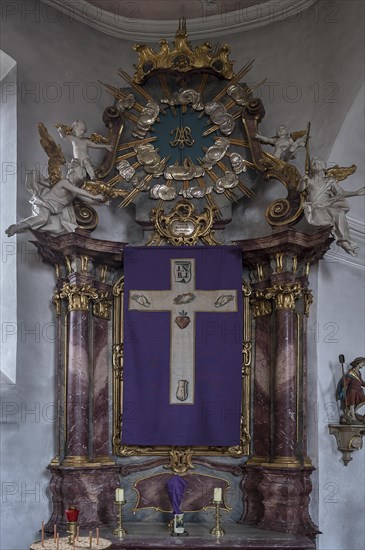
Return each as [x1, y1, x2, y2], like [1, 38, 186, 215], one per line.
[299, 158, 365, 256]
[56, 119, 112, 181]
[5, 162, 106, 237]
[255, 124, 308, 161]
[5, 124, 106, 237]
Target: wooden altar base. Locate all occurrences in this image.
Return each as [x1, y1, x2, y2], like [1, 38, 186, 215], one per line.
[96, 523, 315, 549]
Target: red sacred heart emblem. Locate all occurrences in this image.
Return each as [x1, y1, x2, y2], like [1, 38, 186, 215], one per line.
[175, 311, 190, 329]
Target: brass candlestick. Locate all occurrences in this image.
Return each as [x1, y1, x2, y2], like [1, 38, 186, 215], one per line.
[210, 501, 225, 537]
[114, 500, 127, 538]
[67, 521, 78, 544]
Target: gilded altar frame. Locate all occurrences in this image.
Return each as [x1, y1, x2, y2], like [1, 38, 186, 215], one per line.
[112, 274, 252, 467]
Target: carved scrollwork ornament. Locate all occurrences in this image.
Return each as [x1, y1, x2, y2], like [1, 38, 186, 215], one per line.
[228, 416, 251, 457]
[52, 291, 62, 316]
[164, 448, 196, 474]
[112, 344, 124, 380]
[242, 341, 252, 370]
[151, 200, 220, 246]
[303, 289, 314, 317]
[113, 278, 124, 297]
[242, 280, 252, 298]
[73, 199, 99, 232]
[260, 152, 304, 227]
[117, 442, 154, 457]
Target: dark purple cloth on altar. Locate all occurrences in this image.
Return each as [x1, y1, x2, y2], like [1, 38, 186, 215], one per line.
[122, 246, 243, 446]
[166, 476, 187, 514]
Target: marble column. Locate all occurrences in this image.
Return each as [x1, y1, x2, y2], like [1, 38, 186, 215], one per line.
[237, 226, 333, 536]
[67, 310, 90, 459]
[267, 282, 302, 466]
[249, 283, 272, 463]
[92, 295, 112, 462]
[32, 230, 125, 530]
[60, 282, 98, 464]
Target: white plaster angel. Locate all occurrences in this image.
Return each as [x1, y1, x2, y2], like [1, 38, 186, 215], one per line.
[299, 158, 365, 256]
[5, 162, 106, 237]
[255, 124, 308, 161]
[56, 120, 113, 181]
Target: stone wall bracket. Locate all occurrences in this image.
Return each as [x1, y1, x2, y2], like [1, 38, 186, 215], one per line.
[329, 424, 365, 466]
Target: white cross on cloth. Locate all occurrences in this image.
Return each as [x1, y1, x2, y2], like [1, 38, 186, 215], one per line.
[129, 258, 238, 405]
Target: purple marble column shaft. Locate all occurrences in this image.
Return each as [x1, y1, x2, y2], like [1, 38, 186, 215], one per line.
[252, 315, 271, 459]
[273, 309, 297, 459]
[92, 316, 110, 458]
[66, 310, 90, 458]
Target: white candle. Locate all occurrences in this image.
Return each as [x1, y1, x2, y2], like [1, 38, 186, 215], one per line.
[115, 488, 124, 502]
[213, 487, 222, 502]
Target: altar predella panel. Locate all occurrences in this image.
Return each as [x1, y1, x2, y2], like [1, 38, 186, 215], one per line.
[122, 246, 243, 446]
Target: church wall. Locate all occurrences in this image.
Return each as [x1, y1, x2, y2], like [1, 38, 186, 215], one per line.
[314, 260, 365, 550]
[0, 1, 364, 548]
[308, 81, 365, 550]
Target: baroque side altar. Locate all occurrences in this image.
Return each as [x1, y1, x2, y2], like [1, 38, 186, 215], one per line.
[8, 19, 364, 549]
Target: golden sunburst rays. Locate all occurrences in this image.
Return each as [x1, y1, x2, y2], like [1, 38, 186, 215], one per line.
[198, 73, 209, 98]
[184, 156, 220, 216]
[202, 64, 266, 137]
[216, 159, 255, 200]
[117, 136, 157, 152]
[103, 61, 261, 211]
[221, 77, 267, 112]
[159, 74, 177, 116]
[118, 178, 151, 208]
[118, 68, 166, 116]
[198, 149, 255, 203]
[199, 160, 238, 203]
[114, 150, 138, 163]
[195, 176, 222, 219]
[117, 155, 170, 208]
[213, 60, 255, 102]
[227, 137, 250, 148]
[99, 81, 145, 113]
[202, 109, 244, 137]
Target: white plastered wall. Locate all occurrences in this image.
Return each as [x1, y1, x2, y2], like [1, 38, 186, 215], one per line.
[308, 83, 365, 550]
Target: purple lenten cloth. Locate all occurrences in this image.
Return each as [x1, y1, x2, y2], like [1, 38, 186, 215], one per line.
[166, 476, 187, 514]
[122, 246, 243, 446]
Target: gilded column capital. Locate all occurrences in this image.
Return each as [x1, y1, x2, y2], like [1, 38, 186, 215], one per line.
[60, 283, 98, 312]
[251, 290, 272, 318]
[92, 291, 112, 320]
[265, 283, 302, 311]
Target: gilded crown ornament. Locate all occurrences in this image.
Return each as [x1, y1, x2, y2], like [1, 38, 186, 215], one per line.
[133, 18, 234, 83]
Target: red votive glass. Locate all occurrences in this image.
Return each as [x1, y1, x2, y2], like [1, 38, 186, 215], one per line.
[65, 507, 79, 522]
